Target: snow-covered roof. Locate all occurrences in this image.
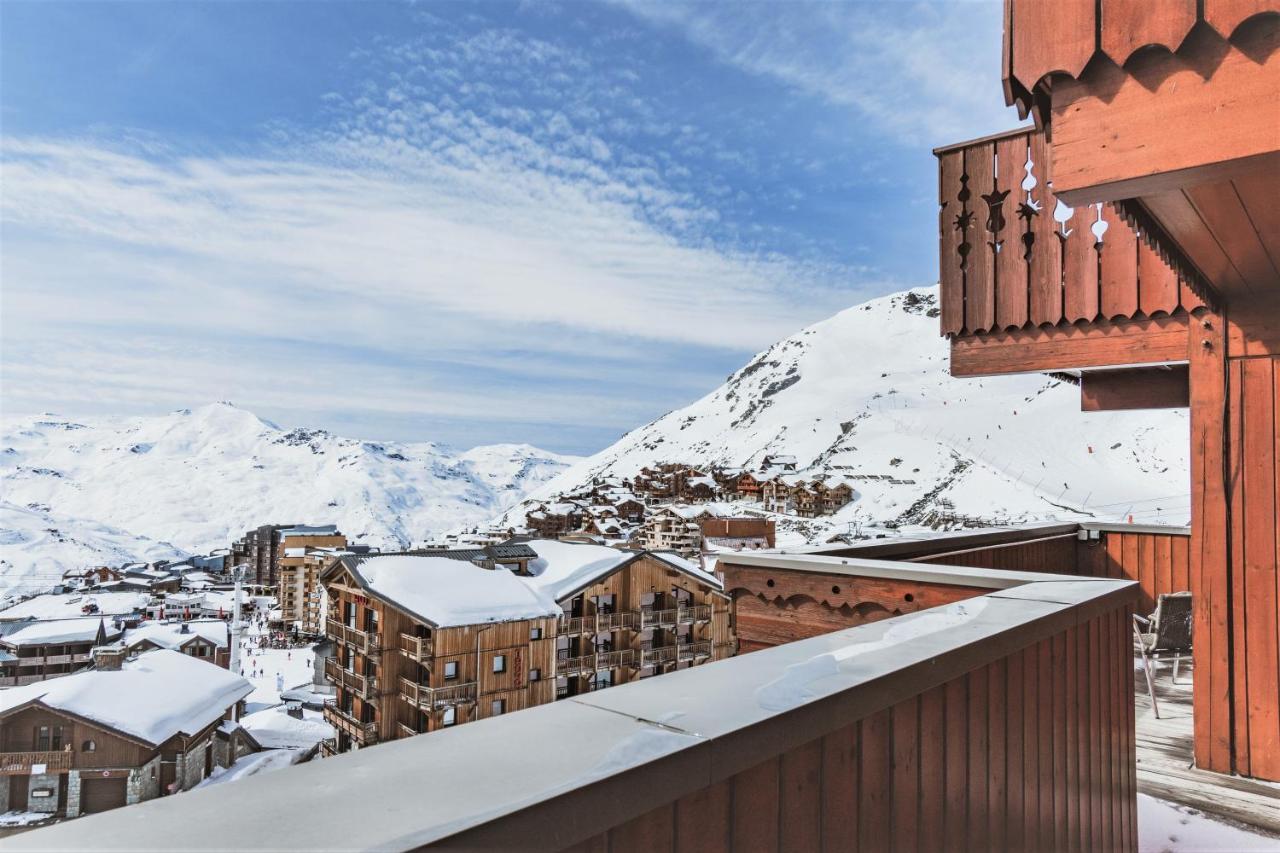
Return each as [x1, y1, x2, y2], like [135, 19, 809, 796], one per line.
[519, 540, 637, 601]
[0, 617, 120, 647]
[344, 555, 561, 628]
[241, 706, 334, 750]
[124, 620, 229, 651]
[0, 592, 150, 621]
[645, 551, 723, 590]
[279, 525, 341, 538]
[0, 649, 251, 746]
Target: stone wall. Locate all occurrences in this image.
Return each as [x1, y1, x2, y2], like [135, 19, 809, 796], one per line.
[173, 737, 210, 792]
[26, 772, 60, 814]
[65, 771, 82, 819]
[126, 754, 161, 805]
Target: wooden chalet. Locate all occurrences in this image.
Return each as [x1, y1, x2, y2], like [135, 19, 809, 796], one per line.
[0, 619, 120, 688]
[0, 648, 250, 818]
[121, 619, 232, 669]
[317, 541, 731, 755]
[735, 470, 763, 500]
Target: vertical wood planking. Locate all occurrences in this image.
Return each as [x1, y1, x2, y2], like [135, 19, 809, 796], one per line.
[966, 667, 989, 851]
[995, 133, 1031, 330]
[891, 698, 919, 853]
[1052, 633, 1069, 848]
[1089, 617, 1104, 852]
[1230, 358, 1252, 776]
[1075, 618, 1093, 842]
[731, 757, 780, 853]
[918, 688, 945, 847]
[1241, 357, 1280, 780]
[944, 679, 968, 844]
[859, 711, 892, 853]
[1190, 311, 1233, 774]
[1172, 535, 1191, 593]
[609, 802, 674, 853]
[1037, 640, 1055, 848]
[986, 658, 1007, 853]
[1062, 202, 1101, 323]
[780, 739, 823, 853]
[821, 724, 858, 853]
[1022, 644, 1040, 847]
[1101, 203, 1140, 320]
[966, 143, 997, 334]
[1155, 536, 1174, 603]
[939, 151, 967, 336]
[1128, 533, 1147, 613]
[1139, 236, 1181, 316]
[674, 781, 730, 853]
[1028, 131, 1063, 326]
[1064, 626, 1080, 851]
[1006, 651, 1026, 852]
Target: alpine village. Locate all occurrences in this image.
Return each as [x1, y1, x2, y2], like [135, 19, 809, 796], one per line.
[3, 2, 1280, 851]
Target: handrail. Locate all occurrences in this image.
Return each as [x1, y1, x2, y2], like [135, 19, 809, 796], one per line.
[0, 751, 73, 773]
[399, 677, 477, 709]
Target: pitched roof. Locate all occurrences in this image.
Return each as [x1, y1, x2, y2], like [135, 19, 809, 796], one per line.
[0, 649, 251, 746]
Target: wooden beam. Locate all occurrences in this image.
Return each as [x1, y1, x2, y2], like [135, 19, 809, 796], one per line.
[1049, 23, 1280, 206]
[949, 314, 1191, 377]
[1079, 366, 1190, 411]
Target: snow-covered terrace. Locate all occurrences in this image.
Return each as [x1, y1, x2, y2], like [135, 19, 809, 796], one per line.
[9, 557, 1138, 851]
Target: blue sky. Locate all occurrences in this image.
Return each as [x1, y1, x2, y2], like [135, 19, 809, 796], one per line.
[1, 0, 1020, 454]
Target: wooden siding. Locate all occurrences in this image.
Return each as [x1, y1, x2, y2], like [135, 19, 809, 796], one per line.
[724, 564, 989, 652]
[1003, 0, 1273, 121]
[0, 707, 152, 770]
[937, 128, 1197, 339]
[1077, 532, 1192, 616]
[565, 605, 1137, 853]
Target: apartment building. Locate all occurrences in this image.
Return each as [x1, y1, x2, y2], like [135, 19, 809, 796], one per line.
[317, 540, 732, 754]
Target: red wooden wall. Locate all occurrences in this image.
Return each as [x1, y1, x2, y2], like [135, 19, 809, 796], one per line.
[1077, 532, 1192, 616]
[564, 606, 1137, 853]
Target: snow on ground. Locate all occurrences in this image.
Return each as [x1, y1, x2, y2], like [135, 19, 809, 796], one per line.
[1139, 793, 1280, 852]
[238, 617, 319, 708]
[0, 811, 54, 828]
[241, 705, 333, 750]
[194, 749, 305, 789]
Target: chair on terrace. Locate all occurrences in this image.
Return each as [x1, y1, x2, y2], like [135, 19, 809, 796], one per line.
[1133, 591, 1192, 720]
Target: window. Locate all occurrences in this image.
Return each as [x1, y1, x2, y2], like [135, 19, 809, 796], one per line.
[492, 654, 506, 674]
[444, 661, 458, 680]
[442, 708, 456, 727]
[82, 740, 96, 752]
[35, 726, 62, 751]
[528, 668, 541, 682]
[529, 627, 543, 641]
[490, 699, 505, 716]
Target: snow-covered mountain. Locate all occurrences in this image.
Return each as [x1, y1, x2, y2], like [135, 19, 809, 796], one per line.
[0, 404, 578, 597]
[509, 288, 1190, 545]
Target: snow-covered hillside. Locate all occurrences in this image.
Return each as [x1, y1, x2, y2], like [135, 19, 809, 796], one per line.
[0, 404, 577, 596]
[510, 288, 1189, 544]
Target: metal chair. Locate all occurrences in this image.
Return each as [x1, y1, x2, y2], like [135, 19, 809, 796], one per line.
[1133, 591, 1192, 720]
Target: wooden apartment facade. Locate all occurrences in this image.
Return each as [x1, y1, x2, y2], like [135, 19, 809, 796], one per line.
[318, 548, 733, 754]
[936, 1, 1279, 781]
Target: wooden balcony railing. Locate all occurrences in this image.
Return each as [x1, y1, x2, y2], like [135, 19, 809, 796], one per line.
[322, 703, 378, 745]
[323, 657, 366, 694]
[397, 633, 433, 663]
[0, 751, 73, 775]
[318, 738, 337, 758]
[325, 618, 382, 656]
[640, 645, 677, 666]
[557, 654, 595, 678]
[559, 612, 638, 635]
[640, 608, 676, 629]
[396, 722, 419, 740]
[558, 616, 590, 636]
[596, 649, 635, 670]
[676, 604, 711, 624]
[935, 127, 1201, 341]
[398, 677, 477, 710]
[676, 641, 712, 663]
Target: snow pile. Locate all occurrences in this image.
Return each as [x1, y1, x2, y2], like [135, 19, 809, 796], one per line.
[351, 555, 561, 627]
[194, 749, 305, 789]
[0, 403, 579, 598]
[0, 649, 251, 746]
[1138, 793, 1279, 852]
[521, 540, 641, 601]
[241, 706, 334, 750]
[506, 288, 1189, 547]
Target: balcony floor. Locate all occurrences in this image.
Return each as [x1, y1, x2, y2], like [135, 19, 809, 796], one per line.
[1136, 655, 1280, 837]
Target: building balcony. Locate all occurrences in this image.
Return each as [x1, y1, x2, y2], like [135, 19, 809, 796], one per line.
[321, 704, 377, 746]
[639, 644, 677, 667]
[558, 612, 637, 636]
[325, 618, 383, 657]
[0, 751, 73, 775]
[398, 677, 477, 711]
[639, 608, 676, 629]
[556, 653, 595, 678]
[397, 633, 433, 664]
[934, 126, 1202, 372]
[323, 657, 383, 701]
[396, 722, 419, 740]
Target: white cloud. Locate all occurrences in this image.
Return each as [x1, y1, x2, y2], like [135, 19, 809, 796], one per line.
[611, 0, 1023, 144]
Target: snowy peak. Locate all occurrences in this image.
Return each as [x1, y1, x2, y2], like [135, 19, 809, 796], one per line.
[514, 287, 1189, 544]
[0, 407, 579, 596]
